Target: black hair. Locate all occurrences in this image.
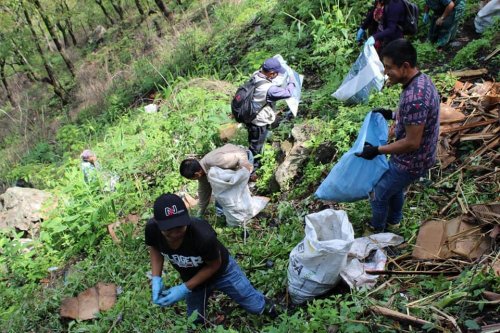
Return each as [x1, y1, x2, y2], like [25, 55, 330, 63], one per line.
[381, 39, 417, 67]
[180, 159, 202, 179]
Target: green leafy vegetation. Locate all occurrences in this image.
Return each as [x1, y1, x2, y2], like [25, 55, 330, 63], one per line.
[1, 0, 498, 332]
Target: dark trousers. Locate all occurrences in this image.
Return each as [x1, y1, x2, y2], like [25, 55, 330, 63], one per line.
[246, 123, 268, 168]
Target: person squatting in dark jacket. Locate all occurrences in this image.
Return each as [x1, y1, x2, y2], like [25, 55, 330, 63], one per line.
[356, 0, 406, 51]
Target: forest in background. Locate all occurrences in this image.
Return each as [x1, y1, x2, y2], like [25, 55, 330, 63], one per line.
[0, 0, 499, 332]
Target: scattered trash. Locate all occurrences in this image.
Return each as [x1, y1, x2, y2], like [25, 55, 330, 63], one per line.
[287, 209, 354, 304]
[60, 283, 117, 320]
[144, 104, 158, 113]
[412, 203, 498, 260]
[437, 80, 499, 171]
[341, 233, 404, 289]
[412, 218, 490, 260]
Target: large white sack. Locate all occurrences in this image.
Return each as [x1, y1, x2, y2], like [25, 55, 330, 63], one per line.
[332, 44, 384, 105]
[287, 209, 354, 304]
[208, 167, 268, 227]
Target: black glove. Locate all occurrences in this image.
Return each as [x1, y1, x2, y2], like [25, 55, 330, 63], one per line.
[355, 143, 380, 160]
[372, 108, 393, 121]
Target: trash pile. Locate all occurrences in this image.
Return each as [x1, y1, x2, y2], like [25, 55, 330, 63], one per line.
[438, 79, 499, 175]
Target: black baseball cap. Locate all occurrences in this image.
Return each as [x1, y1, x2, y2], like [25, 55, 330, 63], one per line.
[153, 193, 191, 231]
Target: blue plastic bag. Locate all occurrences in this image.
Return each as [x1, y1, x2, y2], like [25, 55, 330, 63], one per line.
[315, 112, 389, 202]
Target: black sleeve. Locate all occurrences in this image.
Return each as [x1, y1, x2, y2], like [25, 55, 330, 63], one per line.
[361, 4, 376, 29]
[197, 235, 221, 262]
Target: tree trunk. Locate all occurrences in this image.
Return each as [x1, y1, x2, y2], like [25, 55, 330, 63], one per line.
[22, 5, 67, 102]
[12, 48, 39, 82]
[95, 0, 115, 25]
[61, 0, 78, 45]
[67, 21, 78, 45]
[154, 0, 173, 21]
[32, 0, 75, 77]
[134, 0, 145, 16]
[56, 22, 70, 47]
[109, 0, 124, 20]
[0, 59, 18, 109]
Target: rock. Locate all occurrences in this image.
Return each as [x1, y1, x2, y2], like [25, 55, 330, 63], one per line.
[314, 141, 336, 164]
[275, 123, 317, 190]
[88, 25, 106, 46]
[0, 187, 55, 236]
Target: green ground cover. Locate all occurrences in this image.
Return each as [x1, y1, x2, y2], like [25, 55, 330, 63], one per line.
[1, 0, 498, 332]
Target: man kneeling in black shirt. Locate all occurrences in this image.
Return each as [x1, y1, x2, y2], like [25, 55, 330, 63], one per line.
[145, 193, 276, 324]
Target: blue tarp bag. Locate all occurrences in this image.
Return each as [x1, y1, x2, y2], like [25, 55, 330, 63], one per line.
[315, 112, 389, 202]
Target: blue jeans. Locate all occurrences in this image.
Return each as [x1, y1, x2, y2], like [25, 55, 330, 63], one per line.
[370, 162, 421, 231]
[186, 257, 265, 324]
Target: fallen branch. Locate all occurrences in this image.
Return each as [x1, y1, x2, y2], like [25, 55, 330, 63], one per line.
[449, 68, 488, 78]
[429, 306, 462, 333]
[366, 270, 459, 276]
[440, 118, 498, 134]
[370, 306, 432, 327]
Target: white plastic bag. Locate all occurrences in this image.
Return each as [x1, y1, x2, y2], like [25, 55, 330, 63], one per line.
[340, 233, 404, 289]
[271, 54, 304, 117]
[475, 0, 500, 33]
[332, 44, 384, 105]
[208, 167, 268, 227]
[287, 209, 354, 304]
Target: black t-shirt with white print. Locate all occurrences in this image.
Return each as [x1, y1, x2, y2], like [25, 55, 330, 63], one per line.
[145, 217, 229, 285]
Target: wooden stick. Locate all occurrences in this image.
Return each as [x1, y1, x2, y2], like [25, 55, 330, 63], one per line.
[440, 118, 498, 134]
[370, 306, 432, 326]
[366, 270, 459, 276]
[429, 306, 462, 333]
[449, 68, 488, 78]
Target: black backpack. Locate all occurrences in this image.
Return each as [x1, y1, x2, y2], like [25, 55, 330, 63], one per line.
[231, 77, 269, 124]
[399, 0, 419, 35]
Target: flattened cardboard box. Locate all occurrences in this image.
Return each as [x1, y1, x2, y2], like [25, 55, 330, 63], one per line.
[412, 217, 491, 260]
[60, 283, 117, 320]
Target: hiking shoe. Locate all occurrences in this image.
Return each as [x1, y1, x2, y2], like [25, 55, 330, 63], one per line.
[386, 223, 401, 232]
[363, 221, 383, 236]
[263, 299, 279, 319]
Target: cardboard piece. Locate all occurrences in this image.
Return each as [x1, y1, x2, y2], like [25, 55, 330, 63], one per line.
[97, 283, 117, 311]
[60, 283, 117, 320]
[440, 104, 466, 124]
[412, 218, 491, 260]
[78, 287, 100, 320]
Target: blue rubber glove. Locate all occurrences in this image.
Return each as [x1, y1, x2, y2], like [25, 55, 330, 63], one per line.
[423, 12, 430, 24]
[366, 36, 375, 46]
[151, 276, 164, 305]
[157, 283, 191, 307]
[356, 28, 365, 42]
